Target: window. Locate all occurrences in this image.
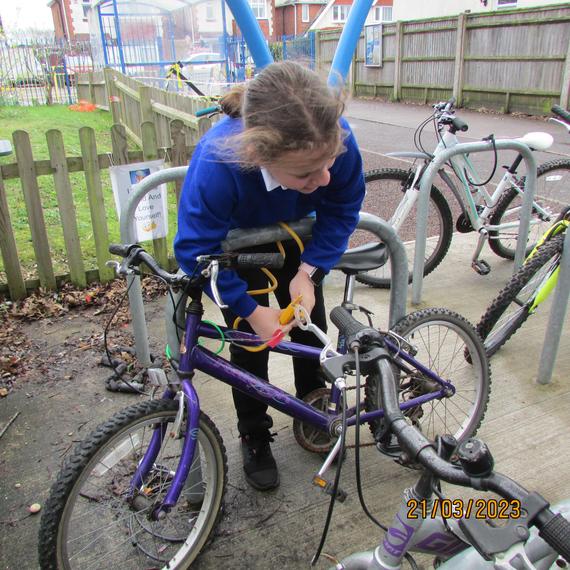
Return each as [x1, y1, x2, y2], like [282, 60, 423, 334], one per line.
[497, 0, 517, 7]
[205, 2, 215, 21]
[82, 1, 90, 21]
[373, 6, 393, 22]
[249, 0, 267, 19]
[302, 4, 310, 22]
[332, 5, 350, 22]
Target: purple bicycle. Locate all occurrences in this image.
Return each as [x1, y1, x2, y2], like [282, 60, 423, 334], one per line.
[38, 243, 492, 569]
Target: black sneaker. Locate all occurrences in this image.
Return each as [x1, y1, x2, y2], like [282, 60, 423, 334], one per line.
[240, 433, 280, 491]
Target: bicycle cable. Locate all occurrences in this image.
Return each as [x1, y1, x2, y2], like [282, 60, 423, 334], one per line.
[103, 275, 150, 396]
[351, 347, 419, 570]
[311, 382, 348, 566]
[464, 134, 498, 187]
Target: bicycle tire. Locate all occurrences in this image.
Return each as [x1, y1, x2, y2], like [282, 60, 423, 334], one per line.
[38, 399, 227, 570]
[354, 169, 454, 289]
[477, 233, 565, 358]
[489, 159, 570, 259]
[365, 308, 491, 447]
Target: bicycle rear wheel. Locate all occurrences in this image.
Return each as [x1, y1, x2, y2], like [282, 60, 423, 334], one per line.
[477, 233, 564, 357]
[489, 159, 570, 259]
[353, 169, 453, 289]
[365, 309, 491, 450]
[38, 399, 227, 570]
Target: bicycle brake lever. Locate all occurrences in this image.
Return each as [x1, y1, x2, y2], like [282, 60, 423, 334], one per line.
[200, 260, 228, 309]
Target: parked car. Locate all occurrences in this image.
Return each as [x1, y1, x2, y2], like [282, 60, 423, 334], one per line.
[62, 54, 94, 86]
[0, 46, 45, 87]
[182, 52, 224, 84]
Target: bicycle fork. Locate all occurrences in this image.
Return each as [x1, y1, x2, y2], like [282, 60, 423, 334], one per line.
[129, 381, 203, 520]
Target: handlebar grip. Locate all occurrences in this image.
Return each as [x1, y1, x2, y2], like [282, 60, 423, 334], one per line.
[196, 105, 220, 118]
[234, 253, 285, 269]
[109, 243, 136, 256]
[330, 306, 367, 337]
[539, 513, 570, 562]
[551, 104, 570, 124]
[444, 96, 456, 112]
[330, 306, 382, 349]
[452, 117, 469, 132]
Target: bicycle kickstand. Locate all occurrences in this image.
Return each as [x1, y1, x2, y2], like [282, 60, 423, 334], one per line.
[472, 229, 491, 275]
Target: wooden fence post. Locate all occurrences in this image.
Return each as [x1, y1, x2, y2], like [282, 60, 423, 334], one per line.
[79, 127, 114, 283]
[393, 21, 403, 101]
[560, 33, 570, 110]
[12, 130, 57, 290]
[0, 171, 26, 300]
[453, 12, 467, 106]
[169, 119, 187, 205]
[46, 130, 87, 287]
[104, 67, 122, 125]
[141, 121, 169, 268]
[88, 71, 96, 104]
[111, 123, 129, 165]
[139, 85, 153, 124]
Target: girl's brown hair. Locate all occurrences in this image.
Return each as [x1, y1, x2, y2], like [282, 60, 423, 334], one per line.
[218, 61, 345, 167]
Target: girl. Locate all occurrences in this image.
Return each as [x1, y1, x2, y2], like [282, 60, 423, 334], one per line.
[174, 61, 365, 491]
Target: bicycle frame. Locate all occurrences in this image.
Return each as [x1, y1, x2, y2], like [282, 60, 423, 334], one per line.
[130, 292, 456, 519]
[388, 129, 551, 238]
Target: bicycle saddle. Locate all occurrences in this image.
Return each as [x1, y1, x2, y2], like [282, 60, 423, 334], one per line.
[335, 242, 388, 274]
[515, 132, 554, 151]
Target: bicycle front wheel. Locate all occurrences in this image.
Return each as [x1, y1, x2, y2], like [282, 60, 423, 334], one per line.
[489, 159, 570, 259]
[477, 233, 564, 357]
[354, 169, 453, 289]
[38, 399, 227, 570]
[365, 309, 491, 446]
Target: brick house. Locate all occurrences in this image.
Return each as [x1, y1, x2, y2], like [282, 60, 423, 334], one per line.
[49, 0, 91, 41]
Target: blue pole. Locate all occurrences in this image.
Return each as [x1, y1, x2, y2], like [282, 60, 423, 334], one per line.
[328, 0, 374, 89]
[221, 0, 231, 83]
[224, 0, 273, 70]
[112, 0, 126, 74]
[62, 57, 73, 104]
[168, 15, 175, 60]
[98, 5, 109, 66]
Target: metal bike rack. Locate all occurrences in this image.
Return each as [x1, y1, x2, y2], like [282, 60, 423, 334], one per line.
[412, 139, 537, 305]
[537, 228, 570, 384]
[120, 167, 409, 366]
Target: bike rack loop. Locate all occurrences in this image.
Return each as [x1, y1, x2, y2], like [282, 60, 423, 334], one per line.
[412, 139, 537, 306]
[119, 167, 408, 366]
[537, 227, 570, 384]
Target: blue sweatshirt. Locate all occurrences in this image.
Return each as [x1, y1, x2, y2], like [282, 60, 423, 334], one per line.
[174, 116, 365, 318]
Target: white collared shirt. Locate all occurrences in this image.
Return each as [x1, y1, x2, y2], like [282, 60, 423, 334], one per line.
[260, 167, 285, 192]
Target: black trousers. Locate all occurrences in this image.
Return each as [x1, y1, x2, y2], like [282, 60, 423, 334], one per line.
[221, 241, 327, 436]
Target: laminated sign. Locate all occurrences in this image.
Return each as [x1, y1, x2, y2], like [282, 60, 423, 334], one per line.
[109, 159, 168, 241]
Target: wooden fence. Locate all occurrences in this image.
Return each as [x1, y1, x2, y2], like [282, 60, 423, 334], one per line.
[77, 68, 215, 149]
[0, 118, 208, 300]
[318, 4, 570, 115]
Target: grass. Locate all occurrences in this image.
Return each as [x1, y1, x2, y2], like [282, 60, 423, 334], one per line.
[0, 105, 181, 284]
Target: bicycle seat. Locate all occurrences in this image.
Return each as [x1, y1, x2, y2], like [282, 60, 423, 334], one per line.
[335, 242, 388, 274]
[515, 132, 554, 152]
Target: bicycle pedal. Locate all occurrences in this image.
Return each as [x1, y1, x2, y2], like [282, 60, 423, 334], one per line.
[472, 259, 491, 275]
[312, 475, 347, 502]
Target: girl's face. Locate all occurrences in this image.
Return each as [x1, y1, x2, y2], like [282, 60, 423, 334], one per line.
[264, 148, 337, 194]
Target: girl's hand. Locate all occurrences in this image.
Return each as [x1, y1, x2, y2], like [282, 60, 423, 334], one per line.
[289, 269, 316, 317]
[246, 305, 293, 342]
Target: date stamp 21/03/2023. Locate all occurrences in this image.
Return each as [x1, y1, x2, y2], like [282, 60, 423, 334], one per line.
[407, 498, 522, 520]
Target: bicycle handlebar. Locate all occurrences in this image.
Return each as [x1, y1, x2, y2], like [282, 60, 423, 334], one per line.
[329, 305, 570, 561]
[551, 104, 570, 125]
[195, 105, 221, 118]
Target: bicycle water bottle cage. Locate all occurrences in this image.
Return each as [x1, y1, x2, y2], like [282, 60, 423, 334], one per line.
[459, 493, 550, 561]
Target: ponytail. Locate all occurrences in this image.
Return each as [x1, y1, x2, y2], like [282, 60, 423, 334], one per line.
[220, 85, 245, 118]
